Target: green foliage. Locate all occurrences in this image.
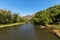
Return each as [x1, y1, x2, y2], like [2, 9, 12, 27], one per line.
[11, 13, 19, 23]
[17, 17, 26, 23]
[0, 9, 26, 24]
[31, 4, 60, 26]
[0, 9, 12, 24]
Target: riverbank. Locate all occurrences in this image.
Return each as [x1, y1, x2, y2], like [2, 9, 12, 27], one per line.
[53, 29, 60, 38]
[0, 23, 24, 28]
[35, 25, 60, 38]
[50, 25, 60, 38]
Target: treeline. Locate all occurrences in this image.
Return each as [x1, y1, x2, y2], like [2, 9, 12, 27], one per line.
[31, 5, 60, 26]
[0, 9, 26, 24]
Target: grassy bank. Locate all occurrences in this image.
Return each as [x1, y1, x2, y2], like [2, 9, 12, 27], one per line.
[0, 23, 24, 28]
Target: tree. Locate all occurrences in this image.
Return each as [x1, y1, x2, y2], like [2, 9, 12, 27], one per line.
[0, 9, 11, 24]
[11, 13, 19, 23]
[31, 4, 60, 26]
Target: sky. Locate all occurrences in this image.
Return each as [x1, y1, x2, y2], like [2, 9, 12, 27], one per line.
[0, 0, 60, 16]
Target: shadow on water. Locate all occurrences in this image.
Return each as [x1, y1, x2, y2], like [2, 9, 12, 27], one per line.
[0, 23, 60, 40]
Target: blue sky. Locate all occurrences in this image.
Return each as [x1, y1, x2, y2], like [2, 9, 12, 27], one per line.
[0, 0, 60, 16]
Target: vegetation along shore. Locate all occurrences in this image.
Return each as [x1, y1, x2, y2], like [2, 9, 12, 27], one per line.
[0, 9, 27, 28]
[31, 4, 60, 37]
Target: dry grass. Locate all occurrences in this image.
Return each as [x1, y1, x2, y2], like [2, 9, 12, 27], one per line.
[53, 29, 60, 37]
[0, 23, 23, 28]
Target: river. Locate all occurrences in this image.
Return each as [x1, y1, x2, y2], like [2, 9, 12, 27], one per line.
[0, 23, 60, 40]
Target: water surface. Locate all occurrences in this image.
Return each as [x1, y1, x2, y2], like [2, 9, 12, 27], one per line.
[0, 23, 60, 40]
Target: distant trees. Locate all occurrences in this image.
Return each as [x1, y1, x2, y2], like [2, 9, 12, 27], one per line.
[0, 9, 26, 25]
[17, 16, 26, 23]
[31, 5, 60, 26]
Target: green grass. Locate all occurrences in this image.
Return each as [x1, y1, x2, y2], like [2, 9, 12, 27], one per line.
[0, 23, 24, 28]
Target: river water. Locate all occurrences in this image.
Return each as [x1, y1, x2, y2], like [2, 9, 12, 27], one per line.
[0, 23, 60, 40]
